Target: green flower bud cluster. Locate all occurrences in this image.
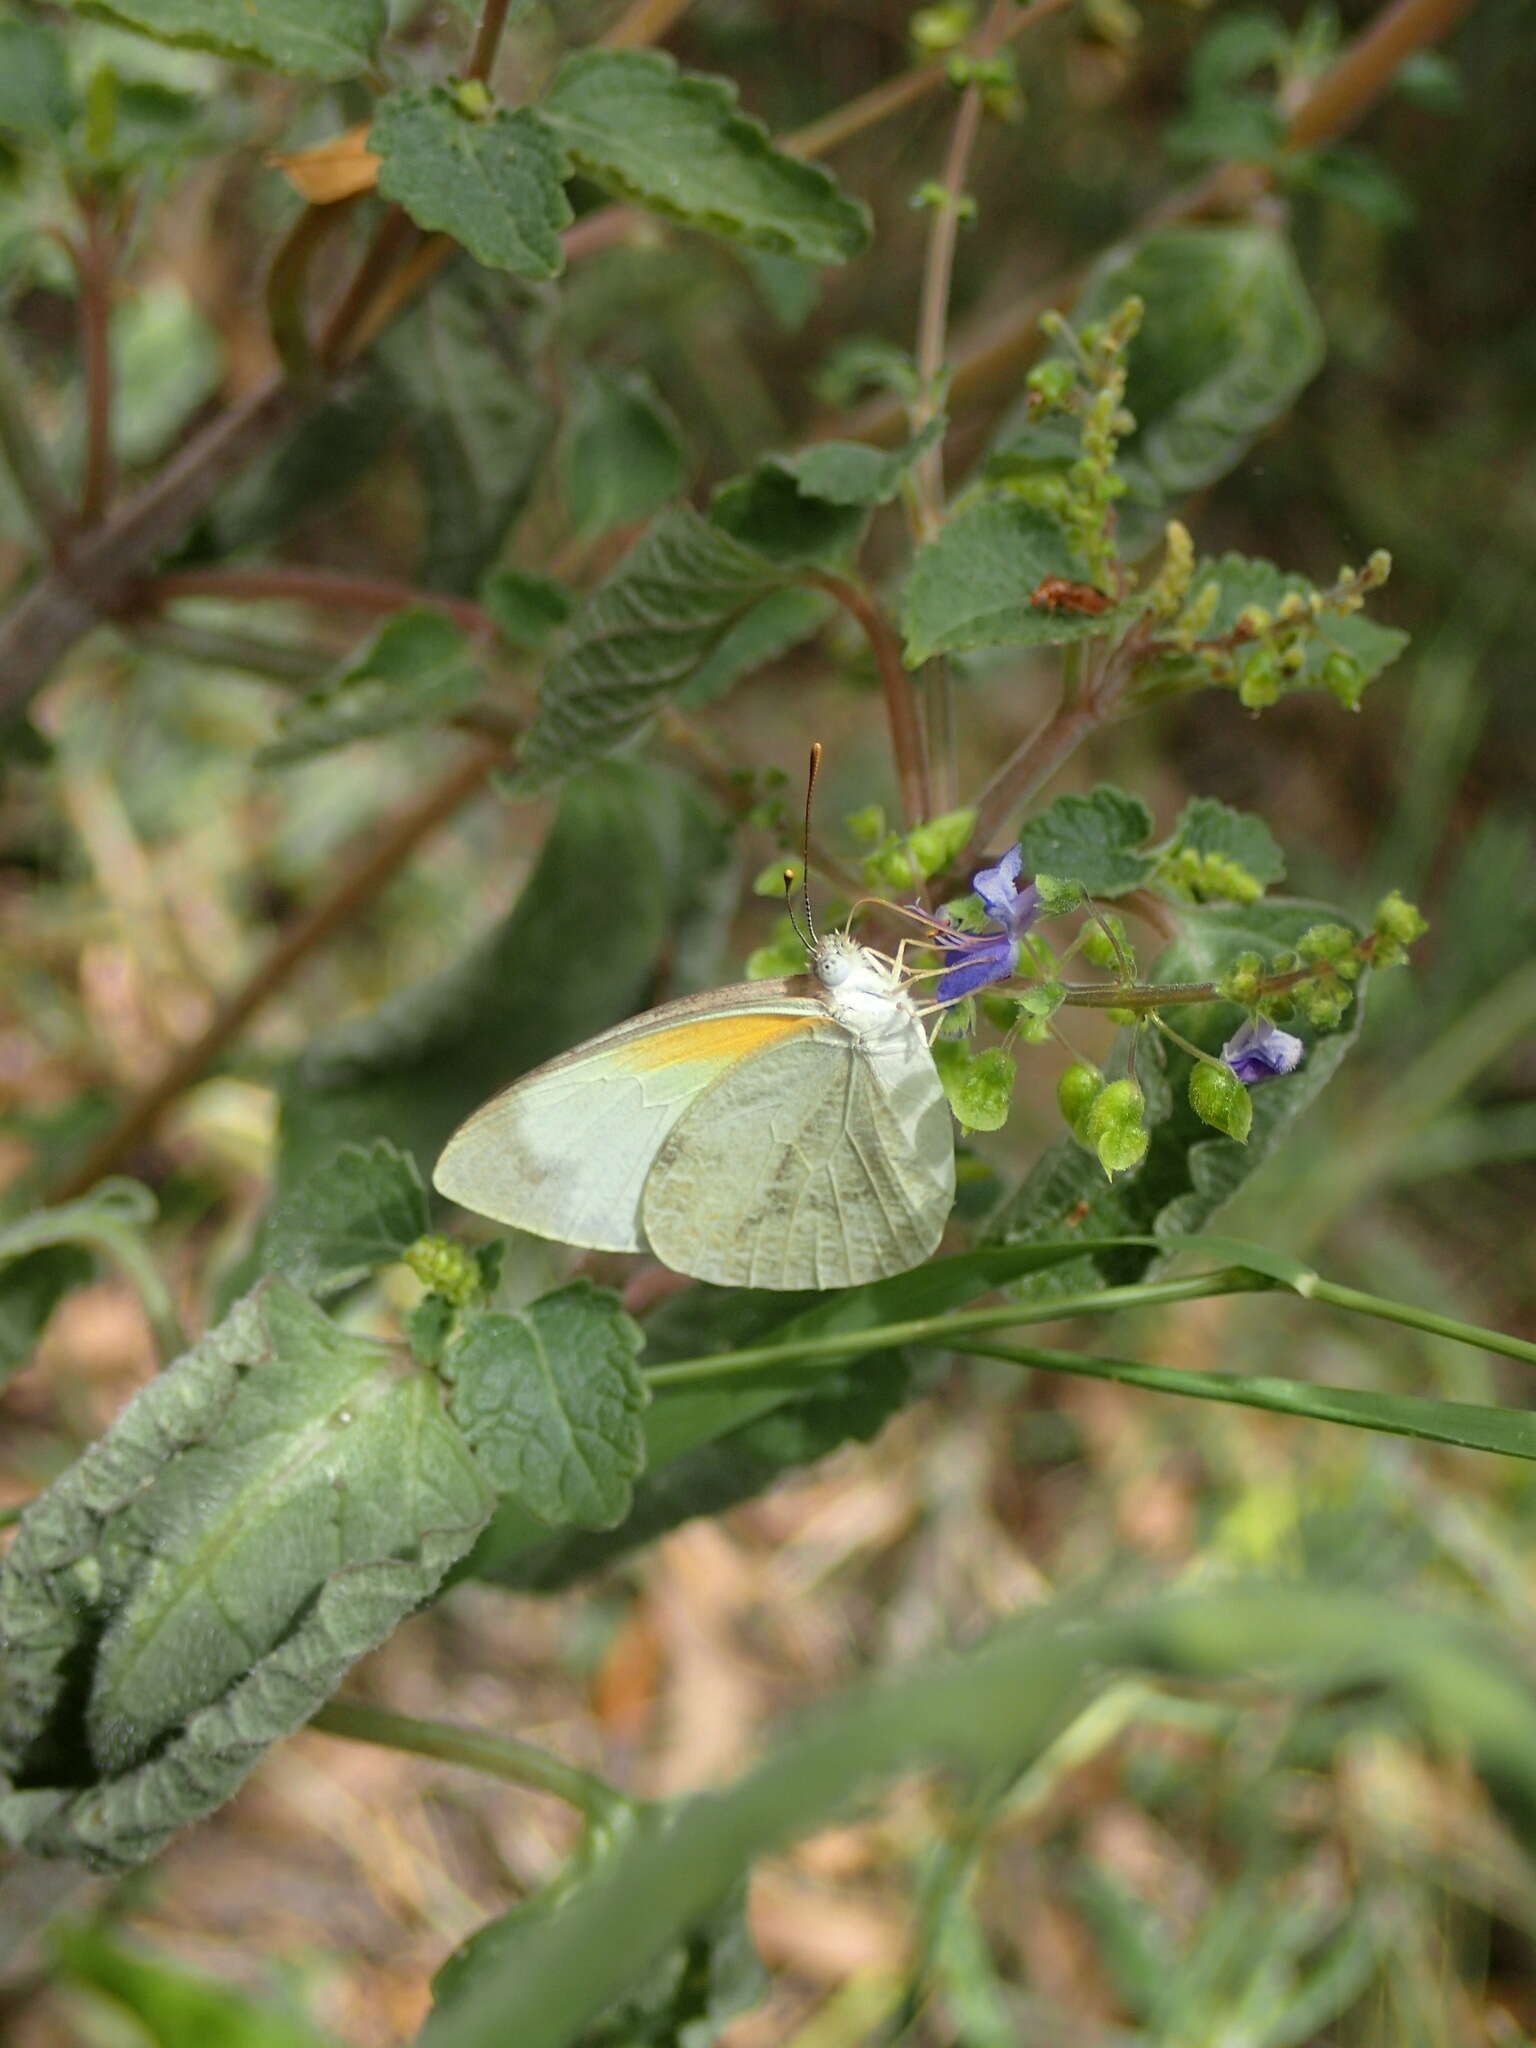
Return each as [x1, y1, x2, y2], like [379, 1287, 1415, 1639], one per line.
[912, 179, 978, 222]
[1028, 297, 1143, 586]
[947, 49, 1025, 121]
[1144, 520, 1195, 621]
[1291, 921, 1362, 1027]
[857, 805, 976, 888]
[910, 2, 975, 54]
[1057, 1062, 1150, 1177]
[405, 1233, 483, 1307]
[1163, 552, 1393, 710]
[1188, 1060, 1253, 1143]
[1157, 846, 1263, 905]
[1371, 889, 1428, 967]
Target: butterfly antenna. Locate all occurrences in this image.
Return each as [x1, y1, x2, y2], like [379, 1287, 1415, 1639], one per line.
[801, 742, 821, 945]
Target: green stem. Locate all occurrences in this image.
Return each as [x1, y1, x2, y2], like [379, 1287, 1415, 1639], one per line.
[311, 1700, 631, 1825]
[645, 1269, 1270, 1391]
[1303, 1276, 1536, 1370]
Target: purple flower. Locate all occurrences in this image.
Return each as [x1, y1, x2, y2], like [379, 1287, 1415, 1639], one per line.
[1221, 1015, 1304, 1085]
[935, 845, 1043, 1004]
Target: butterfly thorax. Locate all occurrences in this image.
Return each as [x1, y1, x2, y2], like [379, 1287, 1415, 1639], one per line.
[812, 933, 916, 1049]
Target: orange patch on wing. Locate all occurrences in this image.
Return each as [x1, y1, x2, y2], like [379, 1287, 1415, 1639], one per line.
[611, 1010, 819, 1074]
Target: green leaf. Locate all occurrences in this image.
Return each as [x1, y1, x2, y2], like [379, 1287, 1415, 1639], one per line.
[1165, 553, 1409, 699]
[933, 1042, 1016, 1133]
[205, 375, 398, 557]
[976, 1340, 1536, 1466]
[479, 567, 573, 653]
[563, 370, 687, 539]
[0, 15, 75, 140]
[515, 507, 780, 789]
[411, 1587, 1536, 2048]
[1015, 784, 1155, 897]
[50, 1920, 334, 2048]
[1163, 795, 1285, 888]
[446, 1282, 648, 1530]
[708, 464, 867, 569]
[274, 763, 722, 1191]
[71, 0, 384, 79]
[676, 586, 831, 707]
[539, 49, 870, 264]
[991, 898, 1364, 1288]
[433, 1860, 763, 2048]
[379, 268, 555, 595]
[0, 1281, 493, 1868]
[260, 609, 483, 766]
[370, 89, 571, 279]
[900, 499, 1130, 664]
[1071, 225, 1324, 530]
[767, 423, 943, 509]
[259, 1140, 429, 1298]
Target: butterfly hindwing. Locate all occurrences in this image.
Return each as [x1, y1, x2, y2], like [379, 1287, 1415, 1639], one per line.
[642, 1017, 954, 1288]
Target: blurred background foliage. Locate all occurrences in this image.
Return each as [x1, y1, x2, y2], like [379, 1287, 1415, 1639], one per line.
[1, 0, 1534, 2041]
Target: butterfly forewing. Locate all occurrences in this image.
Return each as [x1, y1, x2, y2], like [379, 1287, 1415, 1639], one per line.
[642, 1016, 954, 1288]
[432, 986, 825, 1253]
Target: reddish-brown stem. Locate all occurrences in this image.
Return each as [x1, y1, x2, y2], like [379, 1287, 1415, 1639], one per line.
[968, 699, 1097, 857]
[1282, 0, 1476, 148]
[809, 572, 930, 830]
[74, 194, 117, 525]
[466, 0, 515, 80]
[143, 566, 500, 641]
[47, 734, 513, 1203]
[315, 208, 421, 371]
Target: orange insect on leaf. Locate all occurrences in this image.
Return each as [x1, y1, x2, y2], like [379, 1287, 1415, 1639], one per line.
[1029, 577, 1112, 614]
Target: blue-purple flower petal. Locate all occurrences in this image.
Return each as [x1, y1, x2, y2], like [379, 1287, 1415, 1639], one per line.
[974, 845, 1026, 926]
[1221, 1016, 1304, 1085]
[935, 931, 1019, 1003]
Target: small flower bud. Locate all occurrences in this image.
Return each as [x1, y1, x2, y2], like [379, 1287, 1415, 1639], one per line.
[1057, 1059, 1103, 1137]
[1080, 914, 1129, 969]
[1189, 1060, 1253, 1142]
[406, 1233, 482, 1306]
[1025, 358, 1077, 408]
[1084, 1076, 1144, 1142]
[1374, 889, 1428, 946]
[1237, 648, 1282, 709]
[1095, 1121, 1149, 1176]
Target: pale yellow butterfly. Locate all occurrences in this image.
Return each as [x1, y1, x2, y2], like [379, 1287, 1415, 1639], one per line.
[432, 927, 954, 1291]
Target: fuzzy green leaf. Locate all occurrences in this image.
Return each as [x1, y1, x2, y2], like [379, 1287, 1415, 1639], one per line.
[708, 465, 867, 569]
[70, 0, 384, 79]
[260, 610, 483, 766]
[259, 1140, 429, 1298]
[515, 507, 781, 788]
[446, 1283, 648, 1530]
[901, 500, 1131, 664]
[767, 423, 943, 509]
[0, 1281, 492, 1868]
[934, 1043, 1016, 1133]
[1015, 784, 1155, 897]
[0, 15, 75, 139]
[539, 49, 870, 263]
[371, 89, 571, 278]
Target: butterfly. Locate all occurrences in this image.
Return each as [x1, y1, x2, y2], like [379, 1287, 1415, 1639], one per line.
[432, 926, 955, 1291]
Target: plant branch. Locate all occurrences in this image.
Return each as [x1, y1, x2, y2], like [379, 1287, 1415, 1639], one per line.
[967, 698, 1097, 855]
[311, 1699, 631, 1825]
[47, 734, 512, 1202]
[1282, 0, 1478, 150]
[808, 571, 930, 828]
[466, 0, 515, 81]
[144, 566, 501, 640]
